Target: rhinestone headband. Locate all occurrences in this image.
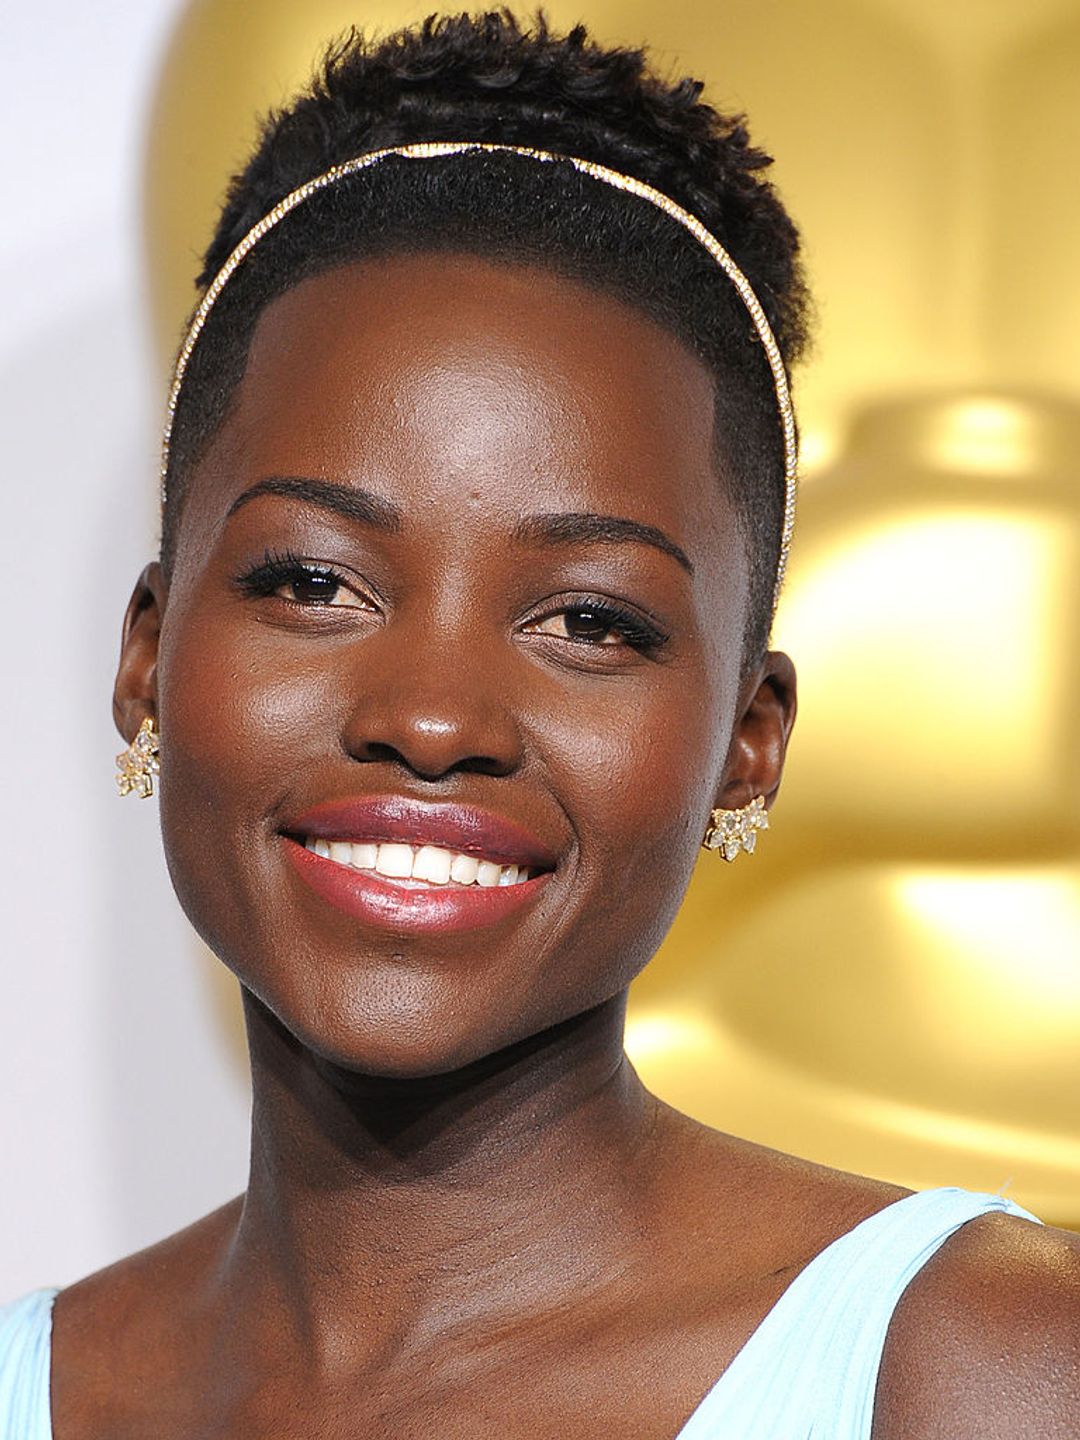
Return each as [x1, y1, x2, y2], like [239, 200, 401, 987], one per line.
[162, 141, 799, 612]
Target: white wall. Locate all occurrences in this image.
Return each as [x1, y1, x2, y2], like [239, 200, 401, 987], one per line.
[0, 2, 250, 1298]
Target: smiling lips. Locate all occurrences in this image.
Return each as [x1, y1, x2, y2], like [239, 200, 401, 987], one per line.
[282, 797, 556, 934]
[304, 838, 534, 889]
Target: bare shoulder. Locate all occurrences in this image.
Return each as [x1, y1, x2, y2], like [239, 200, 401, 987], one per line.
[58, 1194, 241, 1322]
[51, 1197, 241, 1427]
[873, 1210, 1080, 1439]
[652, 1105, 910, 1272]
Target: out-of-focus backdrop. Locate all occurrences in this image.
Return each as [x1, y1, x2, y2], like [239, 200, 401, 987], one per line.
[2, 0, 1078, 1295]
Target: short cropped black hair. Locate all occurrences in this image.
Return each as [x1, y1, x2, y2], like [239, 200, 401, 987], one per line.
[164, 11, 810, 666]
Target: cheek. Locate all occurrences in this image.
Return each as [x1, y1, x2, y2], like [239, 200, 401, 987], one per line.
[157, 582, 360, 770]
[547, 680, 715, 847]
[160, 630, 314, 796]
[529, 661, 727, 994]
[152, 600, 339, 944]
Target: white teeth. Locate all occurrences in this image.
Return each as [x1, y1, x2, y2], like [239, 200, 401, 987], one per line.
[305, 837, 537, 888]
[412, 845, 453, 884]
[449, 853, 480, 885]
[375, 842, 414, 878]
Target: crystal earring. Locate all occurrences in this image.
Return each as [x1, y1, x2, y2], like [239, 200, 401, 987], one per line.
[115, 717, 161, 798]
[703, 795, 769, 861]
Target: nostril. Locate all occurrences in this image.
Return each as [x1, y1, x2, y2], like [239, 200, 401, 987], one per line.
[459, 753, 515, 777]
[353, 741, 406, 766]
[344, 738, 514, 780]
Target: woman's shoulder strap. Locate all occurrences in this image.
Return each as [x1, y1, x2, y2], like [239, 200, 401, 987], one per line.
[793, 1187, 1042, 1432]
[0, 1288, 57, 1440]
[678, 1187, 1041, 1439]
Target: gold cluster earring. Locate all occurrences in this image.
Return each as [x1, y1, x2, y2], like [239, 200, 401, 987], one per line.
[115, 717, 160, 798]
[703, 795, 769, 862]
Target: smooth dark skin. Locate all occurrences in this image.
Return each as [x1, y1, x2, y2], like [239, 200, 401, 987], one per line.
[54, 256, 1079, 1437]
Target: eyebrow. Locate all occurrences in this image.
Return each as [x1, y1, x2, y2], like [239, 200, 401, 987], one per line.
[226, 476, 404, 531]
[227, 480, 693, 574]
[513, 512, 694, 575]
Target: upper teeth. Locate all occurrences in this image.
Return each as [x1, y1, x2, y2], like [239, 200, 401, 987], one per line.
[303, 838, 531, 888]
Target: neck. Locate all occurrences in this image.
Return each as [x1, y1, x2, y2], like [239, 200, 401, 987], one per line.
[223, 989, 661, 1357]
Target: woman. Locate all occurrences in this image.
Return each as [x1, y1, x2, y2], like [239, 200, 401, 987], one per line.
[2, 13, 1076, 1437]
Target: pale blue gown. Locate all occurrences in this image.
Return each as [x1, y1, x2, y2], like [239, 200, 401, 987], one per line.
[0, 1187, 1039, 1439]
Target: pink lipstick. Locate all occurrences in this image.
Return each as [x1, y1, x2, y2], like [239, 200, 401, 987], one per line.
[280, 796, 557, 935]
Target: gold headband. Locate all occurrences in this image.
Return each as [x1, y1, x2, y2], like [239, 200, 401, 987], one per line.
[161, 141, 799, 612]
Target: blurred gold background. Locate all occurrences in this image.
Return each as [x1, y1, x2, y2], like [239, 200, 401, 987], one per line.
[145, 1, 1080, 1225]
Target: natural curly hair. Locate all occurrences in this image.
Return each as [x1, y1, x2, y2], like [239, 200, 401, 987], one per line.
[163, 11, 811, 665]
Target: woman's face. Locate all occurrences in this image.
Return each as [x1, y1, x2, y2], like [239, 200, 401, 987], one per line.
[117, 253, 794, 1076]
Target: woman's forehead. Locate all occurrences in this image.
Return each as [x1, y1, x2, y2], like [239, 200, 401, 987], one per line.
[218, 254, 724, 521]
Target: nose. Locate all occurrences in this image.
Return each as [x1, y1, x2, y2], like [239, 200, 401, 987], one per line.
[339, 623, 525, 781]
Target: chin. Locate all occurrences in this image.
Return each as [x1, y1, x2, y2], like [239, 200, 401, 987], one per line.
[247, 962, 555, 1084]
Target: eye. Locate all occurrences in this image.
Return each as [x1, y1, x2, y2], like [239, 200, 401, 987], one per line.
[233, 550, 376, 611]
[276, 568, 354, 607]
[523, 600, 668, 651]
[529, 607, 623, 646]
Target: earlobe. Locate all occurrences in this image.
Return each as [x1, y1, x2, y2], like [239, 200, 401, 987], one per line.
[112, 562, 167, 742]
[714, 650, 798, 813]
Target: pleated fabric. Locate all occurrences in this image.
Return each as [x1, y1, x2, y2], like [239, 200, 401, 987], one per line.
[675, 1187, 1040, 1438]
[0, 1286, 56, 1440]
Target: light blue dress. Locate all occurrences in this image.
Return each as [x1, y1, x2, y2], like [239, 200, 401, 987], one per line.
[0, 1187, 1039, 1439]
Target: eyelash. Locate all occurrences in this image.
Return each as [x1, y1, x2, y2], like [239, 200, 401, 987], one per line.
[536, 598, 669, 652]
[232, 551, 668, 653]
[234, 549, 366, 606]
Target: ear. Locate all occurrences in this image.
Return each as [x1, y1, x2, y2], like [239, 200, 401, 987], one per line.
[112, 562, 168, 743]
[715, 650, 798, 811]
